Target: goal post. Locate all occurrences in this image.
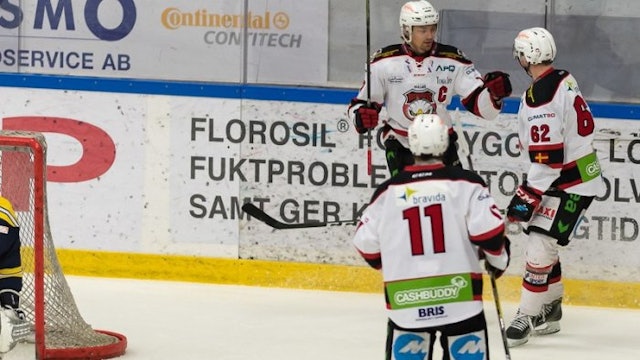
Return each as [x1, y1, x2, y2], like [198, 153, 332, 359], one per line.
[0, 131, 127, 359]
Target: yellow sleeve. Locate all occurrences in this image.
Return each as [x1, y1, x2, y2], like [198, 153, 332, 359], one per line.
[0, 196, 17, 227]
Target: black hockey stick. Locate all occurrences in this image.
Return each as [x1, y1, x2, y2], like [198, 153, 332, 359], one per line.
[365, 0, 373, 175]
[462, 117, 510, 356]
[242, 203, 358, 230]
[490, 272, 512, 360]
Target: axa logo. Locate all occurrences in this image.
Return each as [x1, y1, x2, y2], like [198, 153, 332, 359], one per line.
[0, 0, 137, 41]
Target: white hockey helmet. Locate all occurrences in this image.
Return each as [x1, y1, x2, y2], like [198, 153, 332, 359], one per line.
[408, 114, 449, 157]
[399, 1, 439, 43]
[513, 27, 557, 65]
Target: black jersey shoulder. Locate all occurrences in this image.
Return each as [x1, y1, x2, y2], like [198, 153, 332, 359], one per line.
[525, 69, 571, 107]
[369, 166, 487, 203]
[432, 43, 473, 64]
[371, 44, 405, 64]
[425, 166, 487, 187]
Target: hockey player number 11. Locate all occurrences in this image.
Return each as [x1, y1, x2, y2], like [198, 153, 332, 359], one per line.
[403, 204, 445, 255]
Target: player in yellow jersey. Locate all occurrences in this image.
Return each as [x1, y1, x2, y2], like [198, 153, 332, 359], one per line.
[0, 196, 30, 353]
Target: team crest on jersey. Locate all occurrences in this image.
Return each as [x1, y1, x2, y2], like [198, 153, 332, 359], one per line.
[402, 89, 437, 119]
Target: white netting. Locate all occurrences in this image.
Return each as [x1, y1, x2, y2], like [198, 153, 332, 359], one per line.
[0, 131, 125, 359]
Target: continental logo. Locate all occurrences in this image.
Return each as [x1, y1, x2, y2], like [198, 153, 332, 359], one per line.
[161, 8, 290, 30]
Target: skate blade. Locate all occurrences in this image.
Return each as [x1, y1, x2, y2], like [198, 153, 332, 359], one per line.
[535, 320, 560, 335]
[507, 337, 529, 348]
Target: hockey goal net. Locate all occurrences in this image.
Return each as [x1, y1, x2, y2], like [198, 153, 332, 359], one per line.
[0, 131, 126, 359]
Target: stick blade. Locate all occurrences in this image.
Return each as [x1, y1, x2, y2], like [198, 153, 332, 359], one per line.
[241, 203, 285, 229]
[241, 203, 326, 230]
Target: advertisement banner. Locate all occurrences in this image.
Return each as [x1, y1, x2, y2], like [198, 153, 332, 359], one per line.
[0, 86, 638, 282]
[0, 0, 328, 84]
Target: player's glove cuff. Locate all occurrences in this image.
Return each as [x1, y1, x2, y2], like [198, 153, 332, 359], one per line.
[483, 236, 511, 279]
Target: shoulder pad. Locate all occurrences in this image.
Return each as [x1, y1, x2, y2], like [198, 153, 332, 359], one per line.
[433, 43, 472, 64]
[443, 166, 487, 186]
[0, 196, 17, 226]
[371, 44, 403, 62]
[525, 69, 570, 107]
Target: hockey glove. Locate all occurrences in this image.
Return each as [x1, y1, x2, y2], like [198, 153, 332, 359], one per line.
[485, 236, 511, 279]
[354, 102, 381, 134]
[484, 71, 512, 100]
[506, 185, 542, 222]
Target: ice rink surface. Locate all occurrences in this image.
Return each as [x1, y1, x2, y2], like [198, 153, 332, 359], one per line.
[6, 276, 640, 359]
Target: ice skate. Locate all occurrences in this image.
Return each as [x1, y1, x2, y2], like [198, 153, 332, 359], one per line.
[533, 297, 562, 335]
[506, 298, 563, 347]
[506, 310, 534, 347]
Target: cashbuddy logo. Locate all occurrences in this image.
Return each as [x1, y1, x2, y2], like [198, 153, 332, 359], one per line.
[0, 0, 137, 41]
[393, 276, 468, 308]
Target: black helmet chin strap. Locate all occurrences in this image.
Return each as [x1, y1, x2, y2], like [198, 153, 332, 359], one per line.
[523, 63, 533, 77]
[516, 56, 533, 78]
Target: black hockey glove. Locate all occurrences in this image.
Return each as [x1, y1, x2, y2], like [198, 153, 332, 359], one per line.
[354, 102, 382, 134]
[506, 185, 542, 222]
[484, 71, 512, 100]
[485, 236, 511, 279]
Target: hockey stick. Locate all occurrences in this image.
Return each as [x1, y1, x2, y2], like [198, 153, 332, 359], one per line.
[490, 272, 512, 360]
[460, 113, 509, 356]
[365, 0, 373, 175]
[242, 203, 358, 230]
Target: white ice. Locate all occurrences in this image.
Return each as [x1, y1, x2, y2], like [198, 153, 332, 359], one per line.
[6, 276, 640, 359]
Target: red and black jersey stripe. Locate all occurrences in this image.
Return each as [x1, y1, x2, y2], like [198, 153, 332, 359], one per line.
[528, 143, 564, 168]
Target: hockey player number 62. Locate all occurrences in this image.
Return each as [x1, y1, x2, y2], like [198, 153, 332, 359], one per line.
[574, 95, 595, 136]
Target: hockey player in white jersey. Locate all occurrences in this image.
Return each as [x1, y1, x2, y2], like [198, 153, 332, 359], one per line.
[348, 0, 512, 176]
[505, 27, 605, 347]
[353, 114, 510, 360]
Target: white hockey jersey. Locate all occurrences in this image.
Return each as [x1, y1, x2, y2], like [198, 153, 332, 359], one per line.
[353, 163, 508, 329]
[348, 42, 501, 149]
[517, 68, 605, 196]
